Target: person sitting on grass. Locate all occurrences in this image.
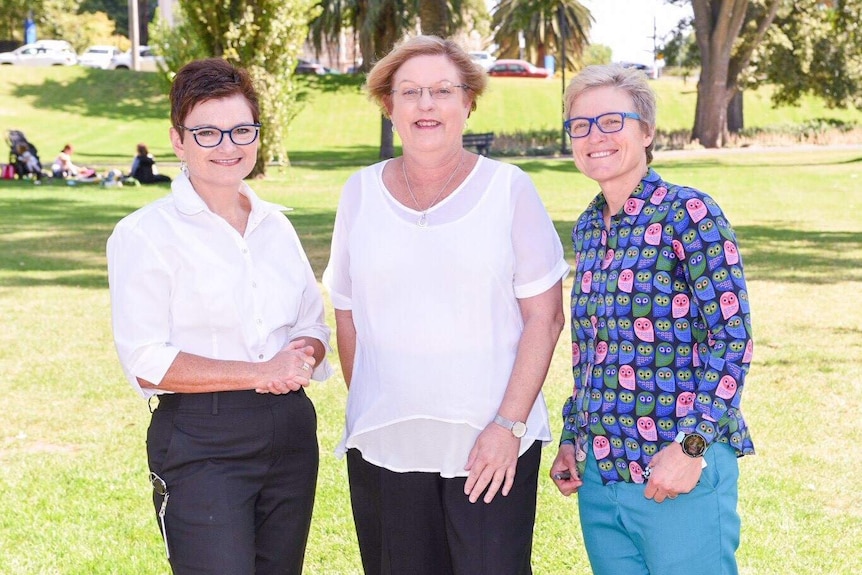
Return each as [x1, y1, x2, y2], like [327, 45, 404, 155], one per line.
[128, 143, 171, 184]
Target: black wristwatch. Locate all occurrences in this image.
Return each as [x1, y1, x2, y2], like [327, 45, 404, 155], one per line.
[675, 431, 707, 458]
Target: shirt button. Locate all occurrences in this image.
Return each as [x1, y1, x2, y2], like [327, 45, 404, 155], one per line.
[252, 281, 257, 288]
[258, 354, 264, 360]
[257, 318, 262, 325]
[242, 248, 248, 254]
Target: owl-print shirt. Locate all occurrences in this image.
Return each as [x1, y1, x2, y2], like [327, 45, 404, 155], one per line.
[561, 168, 755, 485]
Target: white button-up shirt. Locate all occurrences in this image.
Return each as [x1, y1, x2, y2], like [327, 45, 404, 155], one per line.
[107, 173, 332, 398]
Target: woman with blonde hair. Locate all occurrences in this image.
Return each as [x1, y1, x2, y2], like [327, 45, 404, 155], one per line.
[325, 35, 568, 574]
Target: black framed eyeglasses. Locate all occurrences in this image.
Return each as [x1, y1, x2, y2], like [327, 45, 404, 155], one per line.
[178, 123, 261, 148]
[564, 112, 641, 139]
[390, 81, 470, 102]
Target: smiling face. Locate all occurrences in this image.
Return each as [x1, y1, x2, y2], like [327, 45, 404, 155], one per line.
[568, 86, 653, 193]
[386, 54, 472, 156]
[170, 93, 258, 194]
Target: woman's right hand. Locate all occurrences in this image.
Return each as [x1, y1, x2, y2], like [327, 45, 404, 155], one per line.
[255, 339, 316, 394]
[550, 443, 583, 496]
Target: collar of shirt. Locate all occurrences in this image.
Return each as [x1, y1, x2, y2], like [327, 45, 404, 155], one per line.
[170, 172, 292, 236]
[584, 168, 663, 229]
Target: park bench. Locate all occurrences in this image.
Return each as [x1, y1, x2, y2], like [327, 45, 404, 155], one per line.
[462, 132, 495, 156]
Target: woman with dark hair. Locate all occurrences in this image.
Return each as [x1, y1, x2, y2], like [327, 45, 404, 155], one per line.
[129, 143, 171, 184]
[324, 35, 568, 574]
[107, 58, 332, 575]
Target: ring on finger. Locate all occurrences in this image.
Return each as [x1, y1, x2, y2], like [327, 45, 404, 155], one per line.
[301, 362, 310, 372]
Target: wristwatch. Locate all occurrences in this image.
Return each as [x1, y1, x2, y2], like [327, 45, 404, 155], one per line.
[493, 414, 527, 438]
[675, 431, 707, 458]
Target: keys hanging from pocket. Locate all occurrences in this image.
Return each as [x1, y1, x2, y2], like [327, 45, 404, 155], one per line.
[150, 472, 171, 559]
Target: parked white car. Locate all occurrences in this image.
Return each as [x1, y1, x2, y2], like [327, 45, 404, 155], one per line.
[78, 45, 122, 69]
[0, 40, 77, 66]
[469, 51, 496, 71]
[109, 46, 164, 72]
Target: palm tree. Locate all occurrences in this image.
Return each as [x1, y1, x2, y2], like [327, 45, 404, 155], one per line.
[492, 0, 592, 71]
[309, 0, 477, 158]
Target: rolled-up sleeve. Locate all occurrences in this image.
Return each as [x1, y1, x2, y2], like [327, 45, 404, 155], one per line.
[511, 170, 570, 299]
[107, 222, 180, 396]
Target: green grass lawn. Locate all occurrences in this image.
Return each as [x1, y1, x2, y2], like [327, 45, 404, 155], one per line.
[1, 147, 861, 574]
[2, 67, 862, 574]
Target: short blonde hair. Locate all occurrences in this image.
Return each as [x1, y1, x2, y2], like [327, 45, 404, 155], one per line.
[564, 64, 656, 164]
[365, 35, 488, 117]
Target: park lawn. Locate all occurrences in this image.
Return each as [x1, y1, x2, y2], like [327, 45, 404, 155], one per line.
[1, 146, 861, 574]
[3, 66, 862, 168]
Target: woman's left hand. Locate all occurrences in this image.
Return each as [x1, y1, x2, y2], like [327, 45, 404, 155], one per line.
[254, 339, 316, 395]
[463, 423, 520, 504]
[642, 442, 703, 503]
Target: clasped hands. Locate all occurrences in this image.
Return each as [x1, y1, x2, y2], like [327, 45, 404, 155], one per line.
[255, 339, 316, 394]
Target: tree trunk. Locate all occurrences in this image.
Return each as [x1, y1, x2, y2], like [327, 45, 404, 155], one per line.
[140, 0, 149, 45]
[690, 0, 781, 147]
[419, 1, 449, 37]
[690, 0, 747, 148]
[727, 90, 743, 134]
[380, 116, 395, 160]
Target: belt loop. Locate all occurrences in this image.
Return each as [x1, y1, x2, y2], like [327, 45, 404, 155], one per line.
[211, 392, 219, 415]
[148, 395, 158, 414]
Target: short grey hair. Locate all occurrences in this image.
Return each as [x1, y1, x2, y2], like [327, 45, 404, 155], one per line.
[564, 64, 656, 164]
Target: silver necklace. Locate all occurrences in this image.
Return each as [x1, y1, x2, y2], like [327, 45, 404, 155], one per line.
[401, 151, 464, 227]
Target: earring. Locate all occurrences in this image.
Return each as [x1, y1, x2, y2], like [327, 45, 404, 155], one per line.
[180, 160, 188, 177]
[464, 120, 469, 131]
[391, 125, 397, 134]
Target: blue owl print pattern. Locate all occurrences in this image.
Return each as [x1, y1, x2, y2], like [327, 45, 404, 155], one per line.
[562, 168, 755, 485]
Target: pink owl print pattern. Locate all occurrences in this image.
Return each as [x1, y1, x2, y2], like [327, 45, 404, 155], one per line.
[562, 168, 755, 485]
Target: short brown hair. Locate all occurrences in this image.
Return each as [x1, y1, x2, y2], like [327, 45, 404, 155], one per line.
[564, 64, 657, 164]
[170, 58, 260, 139]
[365, 35, 488, 117]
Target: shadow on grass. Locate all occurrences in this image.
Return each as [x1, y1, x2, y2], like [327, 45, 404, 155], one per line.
[0, 189, 337, 286]
[0, 194, 135, 289]
[285, 209, 336, 280]
[2, 186, 859, 289]
[286, 146, 381, 169]
[551, 220, 862, 285]
[12, 68, 170, 121]
[735, 224, 862, 284]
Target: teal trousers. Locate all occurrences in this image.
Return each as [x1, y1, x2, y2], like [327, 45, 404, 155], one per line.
[578, 443, 741, 575]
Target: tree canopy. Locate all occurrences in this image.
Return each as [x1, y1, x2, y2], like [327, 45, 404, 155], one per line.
[759, 0, 862, 109]
[152, 0, 318, 175]
[492, 0, 592, 71]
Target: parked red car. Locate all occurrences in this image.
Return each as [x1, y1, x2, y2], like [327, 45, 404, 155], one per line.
[487, 59, 551, 78]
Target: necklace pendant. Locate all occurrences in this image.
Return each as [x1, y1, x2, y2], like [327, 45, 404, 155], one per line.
[417, 213, 428, 227]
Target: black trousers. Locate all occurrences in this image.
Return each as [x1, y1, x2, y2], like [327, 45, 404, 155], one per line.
[346, 441, 541, 575]
[147, 389, 318, 575]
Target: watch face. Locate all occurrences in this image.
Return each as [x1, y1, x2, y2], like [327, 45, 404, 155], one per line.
[683, 433, 707, 457]
[512, 421, 527, 438]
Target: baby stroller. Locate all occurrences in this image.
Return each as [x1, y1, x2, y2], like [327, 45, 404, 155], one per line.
[6, 129, 44, 180]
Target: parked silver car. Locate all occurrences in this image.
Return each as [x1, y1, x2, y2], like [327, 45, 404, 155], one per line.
[78, 45, 122, 69]
[109, 46, 164, 72]
[0, 40, 77, 66]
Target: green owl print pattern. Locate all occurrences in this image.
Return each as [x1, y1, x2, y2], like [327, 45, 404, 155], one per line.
[561, 168, 755, 485]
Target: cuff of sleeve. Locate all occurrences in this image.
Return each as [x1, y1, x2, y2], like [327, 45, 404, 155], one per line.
[559, 433, 576, 447]
[326, 289, 352, 311]
[514, 259, 570, 299]
[127, 344, 181, 397]
[311, 359, 334, 382]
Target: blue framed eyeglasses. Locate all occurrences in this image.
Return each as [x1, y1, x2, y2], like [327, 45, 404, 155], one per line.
[564, 112, 641, 139]
[178, 123, 261, 148]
